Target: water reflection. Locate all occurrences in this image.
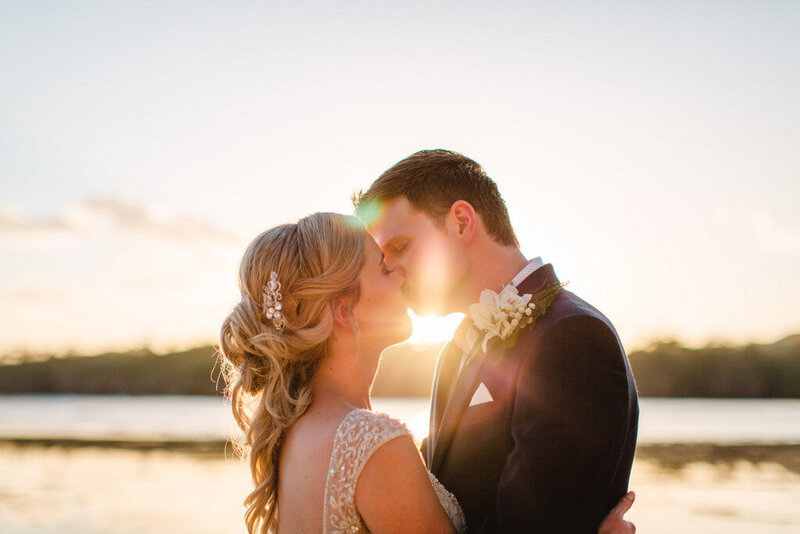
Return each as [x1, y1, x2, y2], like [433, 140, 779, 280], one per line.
[2, 444, 799, 534]
[636, 443, 800, 475]
[3, 396, 800, 532]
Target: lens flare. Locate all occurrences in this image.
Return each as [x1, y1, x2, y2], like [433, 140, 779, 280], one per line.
[406, 309, 464, 345]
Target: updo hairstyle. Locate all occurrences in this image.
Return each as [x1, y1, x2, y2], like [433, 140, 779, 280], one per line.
[218, 212, 368, 533]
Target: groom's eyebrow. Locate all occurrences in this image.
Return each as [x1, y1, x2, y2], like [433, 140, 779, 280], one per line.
[384, 234, 408, 250]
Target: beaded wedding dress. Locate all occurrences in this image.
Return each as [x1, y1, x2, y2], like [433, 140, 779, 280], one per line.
[322, 409, 466, 533]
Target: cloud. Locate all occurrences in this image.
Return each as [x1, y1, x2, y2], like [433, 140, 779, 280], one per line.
[0, 198, 246, 353]
[0, 198, 240, 244]
[0, 206, 71, 234]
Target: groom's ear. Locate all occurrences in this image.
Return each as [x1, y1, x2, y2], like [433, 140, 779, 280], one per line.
[449, 200, 477, 244]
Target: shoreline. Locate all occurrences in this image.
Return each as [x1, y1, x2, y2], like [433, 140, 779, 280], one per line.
[634, 442, 800, 473]
[4, 438, 800, 471]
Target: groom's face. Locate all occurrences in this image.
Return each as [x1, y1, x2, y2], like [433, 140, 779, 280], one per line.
[368, 197, 466, 315]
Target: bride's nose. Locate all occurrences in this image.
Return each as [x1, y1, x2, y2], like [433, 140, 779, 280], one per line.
[383, 254, 399, 270]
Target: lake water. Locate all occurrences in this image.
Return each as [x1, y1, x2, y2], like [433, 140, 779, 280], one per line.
[2, 396, 800, 533]
[2, 395, 800, 444]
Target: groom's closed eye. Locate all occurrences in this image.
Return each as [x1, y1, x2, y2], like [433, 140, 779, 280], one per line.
[386, 237, 410, 256]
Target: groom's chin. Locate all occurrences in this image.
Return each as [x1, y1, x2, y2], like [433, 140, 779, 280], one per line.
[405, 287, 455, 316]
[408, 301, 447, 317]
[405, 294, 434, 315]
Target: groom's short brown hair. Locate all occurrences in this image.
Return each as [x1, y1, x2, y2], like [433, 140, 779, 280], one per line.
[354, 149, 519, 247]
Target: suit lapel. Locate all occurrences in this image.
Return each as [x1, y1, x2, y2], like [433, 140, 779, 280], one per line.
[427, 340, 462, 463]
[429, 263, 562, 473]
[430, 341, 494, 473]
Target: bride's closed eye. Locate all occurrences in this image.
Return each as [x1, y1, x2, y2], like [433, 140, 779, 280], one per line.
[381, 259, 394, 276]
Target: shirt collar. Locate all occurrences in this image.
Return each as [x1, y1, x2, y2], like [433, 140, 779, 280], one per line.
[509, 257, 544, 288]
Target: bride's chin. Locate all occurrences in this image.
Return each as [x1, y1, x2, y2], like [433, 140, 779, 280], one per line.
[400, 316, 414, 342]
[379, 320, 414, 350]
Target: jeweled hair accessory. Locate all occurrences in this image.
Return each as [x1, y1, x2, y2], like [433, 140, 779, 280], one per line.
[262, 271, 284, 330]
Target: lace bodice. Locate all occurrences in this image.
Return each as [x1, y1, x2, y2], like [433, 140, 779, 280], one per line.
[323, 409, 466, 533]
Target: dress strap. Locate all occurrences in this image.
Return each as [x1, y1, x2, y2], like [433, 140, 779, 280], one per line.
[323, 409, 411, 533]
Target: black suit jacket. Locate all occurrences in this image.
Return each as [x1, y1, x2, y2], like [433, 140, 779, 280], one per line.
[425, 264, 639, 533]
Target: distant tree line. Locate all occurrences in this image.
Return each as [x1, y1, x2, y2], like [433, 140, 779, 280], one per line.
[629, 335, 800, 398]
[0, 347, 222, 395]
[0, 335, 798, 398]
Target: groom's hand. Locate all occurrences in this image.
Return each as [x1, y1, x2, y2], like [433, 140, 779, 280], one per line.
[598, 492, 636, 534]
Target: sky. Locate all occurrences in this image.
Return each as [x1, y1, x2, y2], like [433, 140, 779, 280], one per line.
[1, 1, 798, 354]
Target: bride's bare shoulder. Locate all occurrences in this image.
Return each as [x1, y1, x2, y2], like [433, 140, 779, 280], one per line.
[354, 420, 454, 534]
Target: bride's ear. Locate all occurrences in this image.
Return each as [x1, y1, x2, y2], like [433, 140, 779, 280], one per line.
[331, 297, 357, 331]
[448, 200, 477, 244]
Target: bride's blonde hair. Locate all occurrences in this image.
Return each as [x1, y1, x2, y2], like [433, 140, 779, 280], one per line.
[218, 212, 368, 533]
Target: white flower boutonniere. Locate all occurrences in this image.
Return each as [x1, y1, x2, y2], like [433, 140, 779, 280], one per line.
[465, 282, 563, 362]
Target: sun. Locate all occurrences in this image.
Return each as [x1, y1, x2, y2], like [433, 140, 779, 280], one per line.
[406, 310, 464, 345]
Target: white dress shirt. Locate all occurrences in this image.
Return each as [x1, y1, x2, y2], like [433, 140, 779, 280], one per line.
[510, 257, 544, 288]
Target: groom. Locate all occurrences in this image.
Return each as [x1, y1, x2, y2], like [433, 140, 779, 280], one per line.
[356, 150, 639, 533]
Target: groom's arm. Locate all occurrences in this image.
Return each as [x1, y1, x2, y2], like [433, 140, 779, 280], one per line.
[477, 315, 631, 533]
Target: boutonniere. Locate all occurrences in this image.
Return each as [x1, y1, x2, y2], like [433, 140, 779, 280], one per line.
[464, 282, 563, 363]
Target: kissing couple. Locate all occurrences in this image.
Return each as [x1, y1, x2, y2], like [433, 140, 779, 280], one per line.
[219, 150, 640, 533]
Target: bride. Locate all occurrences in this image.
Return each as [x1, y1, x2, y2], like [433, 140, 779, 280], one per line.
[219, 212, 635, 533]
